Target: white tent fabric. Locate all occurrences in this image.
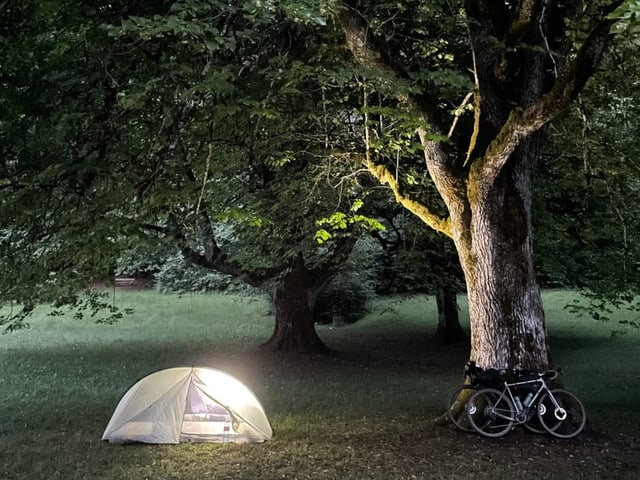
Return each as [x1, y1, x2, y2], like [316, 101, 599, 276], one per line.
[102, 367, 272, 444]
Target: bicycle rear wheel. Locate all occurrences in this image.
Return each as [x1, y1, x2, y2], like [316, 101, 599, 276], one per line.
[537, 389, 586, 438]
[466, 388, 515, 438]
[447, 385, 476, 432]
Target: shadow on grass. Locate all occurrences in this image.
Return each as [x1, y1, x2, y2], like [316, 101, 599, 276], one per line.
[2, 337, 640, 478]
[1, 334, 470, 440]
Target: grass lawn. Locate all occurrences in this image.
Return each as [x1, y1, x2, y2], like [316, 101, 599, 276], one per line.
[1, 290, 639, 480]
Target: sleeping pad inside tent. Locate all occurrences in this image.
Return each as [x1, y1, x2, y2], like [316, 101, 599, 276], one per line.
[102, 366, 272, 444]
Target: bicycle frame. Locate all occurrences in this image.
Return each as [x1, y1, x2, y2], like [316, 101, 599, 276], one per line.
[489, 372, 565, 424]
[499, 377, 548, 422]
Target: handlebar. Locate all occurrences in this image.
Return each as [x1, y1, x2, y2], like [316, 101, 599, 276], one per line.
[542, 369, 560, 381]
[509, 367, 561, 382]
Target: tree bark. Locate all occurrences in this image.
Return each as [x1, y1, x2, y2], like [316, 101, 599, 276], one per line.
[455, 141, 549, 369]
[261, 256, 330, 353]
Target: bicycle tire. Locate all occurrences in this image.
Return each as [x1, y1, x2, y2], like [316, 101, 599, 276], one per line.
[522, 397, 547, 434]
[446, 385, 477, 432]
[466, 388, 515, 438]
[537, 389, 586, 439]
[523, 414, 546, 434]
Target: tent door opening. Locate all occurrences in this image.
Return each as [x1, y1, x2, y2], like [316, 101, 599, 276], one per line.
[180, 378, 234, 442]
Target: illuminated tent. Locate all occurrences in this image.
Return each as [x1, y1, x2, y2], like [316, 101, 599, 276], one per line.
[102, 367, 272, 444]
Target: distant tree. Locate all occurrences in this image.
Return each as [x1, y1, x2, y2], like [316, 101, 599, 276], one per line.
[371, 207, 467, 343]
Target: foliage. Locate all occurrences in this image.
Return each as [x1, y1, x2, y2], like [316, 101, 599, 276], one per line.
[0, 0, 372, 330]
[534, 33, 640, 324]
[49, 289, 135, 325]
[609, 0, 640, 34]
[115, 242, 174, 278]
[372, 210, 463, 295]
[0, 0, 133, 327]
[153, 253, 255, 295]
[314, 237, 380, 324]
[315, 199, 385, 245]
[314, 273, 371, 324]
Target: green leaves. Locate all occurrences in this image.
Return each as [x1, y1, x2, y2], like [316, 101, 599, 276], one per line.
[608, 0, 640, 35]
[117, 14, 235, 52]
[105, 1, 247, 55]
[409, 68, 472, 98]
[279, 3, 328, 26]
[315, 201, 385, 244]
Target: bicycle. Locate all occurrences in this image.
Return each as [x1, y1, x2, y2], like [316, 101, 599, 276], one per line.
[447, 362, 546, 434]
[465, 369, 586, 438]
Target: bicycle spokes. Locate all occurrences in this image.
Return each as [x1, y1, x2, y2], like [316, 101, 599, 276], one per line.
[447, 385, 476, 432]
[538, 389, 586, 439]
[466, 388, 515, 438]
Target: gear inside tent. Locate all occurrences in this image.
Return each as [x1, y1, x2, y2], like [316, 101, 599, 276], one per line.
[102, 367, 272, 444]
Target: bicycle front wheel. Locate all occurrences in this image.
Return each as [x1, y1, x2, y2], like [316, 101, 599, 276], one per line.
[447, 385, 476, 432]
[466, 388, 515, 438]
[537, 389, 586, 439]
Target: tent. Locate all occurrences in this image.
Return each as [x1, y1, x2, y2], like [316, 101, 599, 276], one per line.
[102, 367, 272, 444]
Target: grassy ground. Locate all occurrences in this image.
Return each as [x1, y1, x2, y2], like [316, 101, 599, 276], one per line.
[1, 290, 639, 480]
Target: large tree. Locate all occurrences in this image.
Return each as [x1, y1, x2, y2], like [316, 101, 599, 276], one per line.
[3, 0, 635, 363]
[334, 0, 628, 369]
[0, 0, 376, 352]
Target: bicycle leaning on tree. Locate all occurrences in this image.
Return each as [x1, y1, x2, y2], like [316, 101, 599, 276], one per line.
[447, 361, 548, 434]
[465, 368, 587, 438]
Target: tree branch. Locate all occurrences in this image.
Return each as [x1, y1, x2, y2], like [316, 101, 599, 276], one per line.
[364, 156, 453, 238]
[339, 3, 439, 130]
[339, 3, 461, 236]
[507, 0, 542, 45]
[165, 212, 280, 287]
[476, 10, 620, 190]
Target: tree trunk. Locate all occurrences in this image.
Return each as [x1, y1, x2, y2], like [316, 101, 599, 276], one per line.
[261, 258, 330, 353]
[433, 285, 468, 344]
[454, 144, 549, 370]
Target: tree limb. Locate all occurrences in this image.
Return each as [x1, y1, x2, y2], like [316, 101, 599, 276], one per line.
[508, 0, 542, 45]
[364, 156, 453, 238]
[165, 212, 280, 287]
[339, 3, 460, 235]
[475, 10, 620, 191]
